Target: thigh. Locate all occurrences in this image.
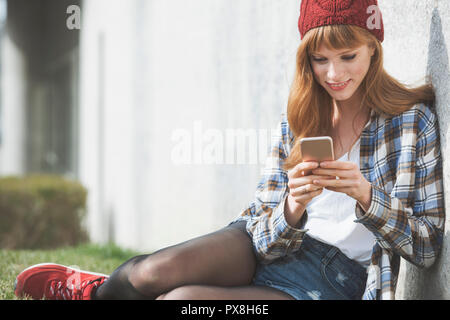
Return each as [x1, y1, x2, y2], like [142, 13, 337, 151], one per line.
[157, 284, 295, 300]
[133, 221, 256, 290]
[167, 221, 256, 286]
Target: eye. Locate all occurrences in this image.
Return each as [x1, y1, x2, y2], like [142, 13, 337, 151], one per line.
[311, 54, 357, 62]
[343, 54, 357, 60]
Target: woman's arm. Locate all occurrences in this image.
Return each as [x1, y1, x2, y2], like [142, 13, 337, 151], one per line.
[229, 114, 308, 263]
[354, 107, 445, 268]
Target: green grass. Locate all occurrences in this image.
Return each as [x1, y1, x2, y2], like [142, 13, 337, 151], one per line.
[0, 243, 142, 300]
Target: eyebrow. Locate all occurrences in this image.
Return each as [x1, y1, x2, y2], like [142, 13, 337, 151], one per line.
[310, 49, 357, 56]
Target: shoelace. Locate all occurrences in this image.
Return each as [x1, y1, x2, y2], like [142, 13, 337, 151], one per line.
[48, 278, 102, 300]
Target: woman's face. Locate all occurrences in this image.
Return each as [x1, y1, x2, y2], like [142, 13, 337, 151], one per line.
[309, 44, 375, 102]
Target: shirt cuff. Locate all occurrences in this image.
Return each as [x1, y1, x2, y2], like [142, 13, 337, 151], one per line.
[354, 184, 391, 231]
[227, 215, 250, 227]
[273, 193, 309, 253]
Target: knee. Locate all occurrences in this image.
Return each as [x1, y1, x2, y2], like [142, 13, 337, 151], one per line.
[156, 286, 200, 300]
[128, 252, 179, 292]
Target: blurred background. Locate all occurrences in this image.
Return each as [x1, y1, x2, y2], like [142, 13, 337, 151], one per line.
[0, 0, 449, 298]
[0, 0, 302, 252]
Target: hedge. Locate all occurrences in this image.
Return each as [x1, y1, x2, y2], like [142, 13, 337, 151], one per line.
[0, 174, 88, 249]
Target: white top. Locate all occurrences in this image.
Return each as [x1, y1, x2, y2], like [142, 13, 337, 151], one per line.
[304, 138, 375, 267]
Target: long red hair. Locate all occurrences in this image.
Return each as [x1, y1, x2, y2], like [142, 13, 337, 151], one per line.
[282, 24, 435, 171]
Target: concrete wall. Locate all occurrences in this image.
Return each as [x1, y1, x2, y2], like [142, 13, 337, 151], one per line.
[0, 33, 26, 175]
[79, 0, 300, 250]
[384, 0, 450, 300]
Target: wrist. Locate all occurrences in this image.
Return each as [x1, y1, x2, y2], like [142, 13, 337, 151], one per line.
[284, 195, 306, 227]
[357, 181, 372, 212]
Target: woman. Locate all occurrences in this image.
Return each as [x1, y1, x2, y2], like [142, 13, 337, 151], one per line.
[15, 0, 444, 300]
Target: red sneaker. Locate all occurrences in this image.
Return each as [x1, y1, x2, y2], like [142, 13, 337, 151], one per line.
[15, 263, 109, 300]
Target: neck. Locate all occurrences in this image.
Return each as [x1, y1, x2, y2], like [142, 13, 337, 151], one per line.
[332, 90, 369, 125]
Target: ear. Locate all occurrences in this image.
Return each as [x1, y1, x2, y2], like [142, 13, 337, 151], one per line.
[369, 45, 376, 57]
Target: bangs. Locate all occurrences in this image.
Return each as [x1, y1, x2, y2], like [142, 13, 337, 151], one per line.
[305, 24, 370, 54]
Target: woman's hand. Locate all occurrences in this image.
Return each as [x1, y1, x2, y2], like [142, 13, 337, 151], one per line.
[284, 161, 335, 227]
[311, 160, 372, 212]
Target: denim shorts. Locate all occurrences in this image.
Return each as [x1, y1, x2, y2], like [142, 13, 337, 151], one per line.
[251, 234, 368, 300]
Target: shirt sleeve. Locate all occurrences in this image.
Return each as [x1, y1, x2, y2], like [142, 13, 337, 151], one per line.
[354, 107, 445, 268]
[229, 113, 308, 264]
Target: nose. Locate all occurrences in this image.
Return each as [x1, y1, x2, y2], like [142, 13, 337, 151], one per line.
[326, 62, 344, 82]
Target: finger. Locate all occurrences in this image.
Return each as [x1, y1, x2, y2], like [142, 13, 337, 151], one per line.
[313, 178, 359, 188]
[324, 186, 352, 194]
[319, 161, 356, 170]
[290, 184, 323, 197]
[288, 175, 335, 189]
[294, 188, 323, 203]
[311, 168, 356, 179]
[323, 186, 341, 194]
[298, 161, 319, 177]
[289, 161, 319, 179]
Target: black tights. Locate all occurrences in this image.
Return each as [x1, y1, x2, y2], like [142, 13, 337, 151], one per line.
[93, 221, 257, 300]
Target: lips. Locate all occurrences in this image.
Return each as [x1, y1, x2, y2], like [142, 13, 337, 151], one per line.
[326, 79, 351, 90]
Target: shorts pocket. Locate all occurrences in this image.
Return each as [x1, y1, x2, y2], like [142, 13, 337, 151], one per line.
[320, 249, 365, 300]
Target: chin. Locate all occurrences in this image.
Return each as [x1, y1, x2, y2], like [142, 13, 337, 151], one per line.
[327, 90, 355, 101]
[327, 85, 359, 102]
[333, 92, 355, 101]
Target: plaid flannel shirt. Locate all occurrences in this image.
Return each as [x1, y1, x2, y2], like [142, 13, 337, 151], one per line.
[230, 103, 445, 300]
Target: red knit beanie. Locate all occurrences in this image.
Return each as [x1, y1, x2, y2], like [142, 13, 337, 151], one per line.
[298, 0, 384, 42]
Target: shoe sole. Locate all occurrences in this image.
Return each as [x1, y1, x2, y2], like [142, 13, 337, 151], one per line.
[15, 263, 109, 298]
[18, 263, 109, 278]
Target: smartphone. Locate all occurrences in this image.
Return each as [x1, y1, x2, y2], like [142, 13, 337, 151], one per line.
[300, 136, 335, 163]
